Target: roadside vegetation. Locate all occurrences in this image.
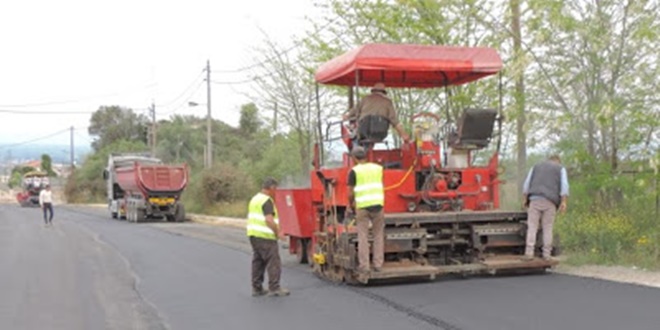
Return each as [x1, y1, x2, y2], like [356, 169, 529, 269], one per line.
[61, 0, 658, 268]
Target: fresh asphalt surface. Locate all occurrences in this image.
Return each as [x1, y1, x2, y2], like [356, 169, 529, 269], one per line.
[1, 203, 660, 330]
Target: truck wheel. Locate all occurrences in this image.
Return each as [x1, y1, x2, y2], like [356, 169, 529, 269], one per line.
[296, 239, 309, 264]
[175, 204, 186, 222]
[136, 209, 145, 223]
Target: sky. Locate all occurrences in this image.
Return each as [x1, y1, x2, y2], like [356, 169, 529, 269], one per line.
[0, 0, 320, 148]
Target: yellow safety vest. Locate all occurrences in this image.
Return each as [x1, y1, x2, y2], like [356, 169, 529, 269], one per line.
[246, 192, 279, 240]
[353, 162, 384, 209]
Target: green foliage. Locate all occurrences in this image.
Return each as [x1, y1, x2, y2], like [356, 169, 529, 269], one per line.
[154, 115, 206, 169]
[239, 103, 261, 137]
[65, 139, 147, 203]
[181, 162, 256, 216]
[8, 166, 36, 188]
[88, 106, 149, 151]
[556, 168, 660, 268]
[40, 154, 56, 177]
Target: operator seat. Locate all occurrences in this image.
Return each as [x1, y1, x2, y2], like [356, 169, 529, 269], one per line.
[356, 114, 390, 145]
[450, 108, 497, 149]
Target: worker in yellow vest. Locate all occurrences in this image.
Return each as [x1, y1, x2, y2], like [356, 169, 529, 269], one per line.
[347, 146, 385, 277]
[247, 177, 290, 297]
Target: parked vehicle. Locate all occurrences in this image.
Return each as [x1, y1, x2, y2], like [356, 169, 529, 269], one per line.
[103, 153, 188, 223]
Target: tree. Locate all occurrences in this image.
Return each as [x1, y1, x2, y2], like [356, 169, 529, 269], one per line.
[239, 103, 261, 137]
[88, 105, 149, 151]
[41, 154, 56, 177]
[251, 37, 318, 178]
[155, 115, 206, 169]
[8, 166, 36, 189]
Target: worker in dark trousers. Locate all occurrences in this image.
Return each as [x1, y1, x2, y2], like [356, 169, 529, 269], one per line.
[39, 184, 54, 226]
[522, 155, 569, 260]
[347, 146, 385, 281]
[247, 177, 290, 297]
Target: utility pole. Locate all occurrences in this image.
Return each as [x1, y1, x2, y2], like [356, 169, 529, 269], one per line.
[150, 101, 156, 157]
[206, 59, 212, 168]
[70, 126, 75, 171]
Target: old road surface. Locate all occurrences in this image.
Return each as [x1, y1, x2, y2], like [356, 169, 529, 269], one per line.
[2, 203, 660, 330]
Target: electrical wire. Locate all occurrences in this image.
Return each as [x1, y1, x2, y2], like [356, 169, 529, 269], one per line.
[0, 83, 158, 108]
[0, 128, 71, 150]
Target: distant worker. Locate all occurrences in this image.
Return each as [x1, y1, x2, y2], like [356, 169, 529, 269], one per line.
[39, 184, 54, 226]
[347, 146, 385, 279]
[246, 177, 290, 297]
[343, 82, 410, 143]
[522, 155, 569, 260]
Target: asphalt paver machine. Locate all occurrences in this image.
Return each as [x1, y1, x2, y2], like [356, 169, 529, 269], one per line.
[275, 43, 557, 284]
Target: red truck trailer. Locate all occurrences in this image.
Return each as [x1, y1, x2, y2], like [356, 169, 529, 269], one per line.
[104, 153, 188, 223]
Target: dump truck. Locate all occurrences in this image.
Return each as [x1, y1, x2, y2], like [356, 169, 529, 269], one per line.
[16, 171, 49, 207]
[103, 153, 188, 223]
[275, 43, 558, 284]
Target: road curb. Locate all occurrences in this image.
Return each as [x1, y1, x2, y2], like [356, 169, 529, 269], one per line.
[188, 214, 246, 229]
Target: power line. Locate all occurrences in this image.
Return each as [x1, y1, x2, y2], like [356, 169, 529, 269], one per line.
[0, 83, 158, 108]
[211, 16, 341, 74]
[0, 109, 95, 115]
[155, 70, 206, 108]
[0, 128, 71, 150]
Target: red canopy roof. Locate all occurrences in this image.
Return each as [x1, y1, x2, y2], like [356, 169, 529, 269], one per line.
[314, 43, 502, 88]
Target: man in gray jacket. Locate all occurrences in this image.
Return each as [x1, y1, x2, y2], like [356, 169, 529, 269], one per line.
[522, 155, 569, 260]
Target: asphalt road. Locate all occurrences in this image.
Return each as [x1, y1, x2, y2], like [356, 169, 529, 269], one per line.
[1, 203, 660, 330]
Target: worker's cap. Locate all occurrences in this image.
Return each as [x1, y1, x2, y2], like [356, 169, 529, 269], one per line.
[371, 82, 386, 94]
[350, 146, 367, 160]
[261, 177, 278, 189]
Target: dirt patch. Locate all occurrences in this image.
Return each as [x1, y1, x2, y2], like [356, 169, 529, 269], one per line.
[554, 264, 660, 288]
[0, 189, 15, 203]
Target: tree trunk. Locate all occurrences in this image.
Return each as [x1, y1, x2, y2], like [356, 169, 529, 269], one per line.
[511, 0, 527, 197]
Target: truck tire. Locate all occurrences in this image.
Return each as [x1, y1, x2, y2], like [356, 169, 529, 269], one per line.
[175, 204, 186, 222]
[136, 209, 145, 223]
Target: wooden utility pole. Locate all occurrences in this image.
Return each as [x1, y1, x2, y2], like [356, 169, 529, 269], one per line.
[206, 59, 212, 168]
[70, 126, 75, 171]
[150, 102, 156, 157]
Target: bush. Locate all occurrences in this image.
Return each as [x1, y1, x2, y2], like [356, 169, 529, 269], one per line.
[182, 162, 256, 216]
[557, 210, 660, 268]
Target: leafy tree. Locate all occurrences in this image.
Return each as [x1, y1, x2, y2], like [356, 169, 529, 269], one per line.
[239, 103, 261, 137]
[155, 115, 206, 169]
[41, 154, 56, 177]
[88, 105, 149, 151]
[8, 166, 36, 189]
[64, 139, 147, 203]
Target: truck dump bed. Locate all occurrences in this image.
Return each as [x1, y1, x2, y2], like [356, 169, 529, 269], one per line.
[115, 162, 188, 197]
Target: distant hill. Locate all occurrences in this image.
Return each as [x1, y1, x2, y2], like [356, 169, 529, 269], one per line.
[0, 144, 92, 165]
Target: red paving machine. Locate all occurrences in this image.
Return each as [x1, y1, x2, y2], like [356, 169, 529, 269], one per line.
[16, 171, 49, 207]
[103, 153, 188, 223]
[275, 44, 558, 284]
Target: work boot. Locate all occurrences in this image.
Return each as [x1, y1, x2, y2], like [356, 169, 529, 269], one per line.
[267, 288, 290, 297]
[372, 267, 382, 273]
[251, 288, 267, 297]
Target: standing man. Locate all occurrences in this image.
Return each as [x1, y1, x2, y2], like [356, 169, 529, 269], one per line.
[39, 184, 54, 226]
[342, 82, 410, 142]
[347, 146, 385, 279]
[522, 155, 569, 260]
[247, 177, 289, 297]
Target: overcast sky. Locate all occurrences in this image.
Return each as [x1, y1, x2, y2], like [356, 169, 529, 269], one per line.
[0, 0, 319, 148]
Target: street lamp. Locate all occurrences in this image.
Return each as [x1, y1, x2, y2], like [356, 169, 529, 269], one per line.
[188, 101, 212, 169]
